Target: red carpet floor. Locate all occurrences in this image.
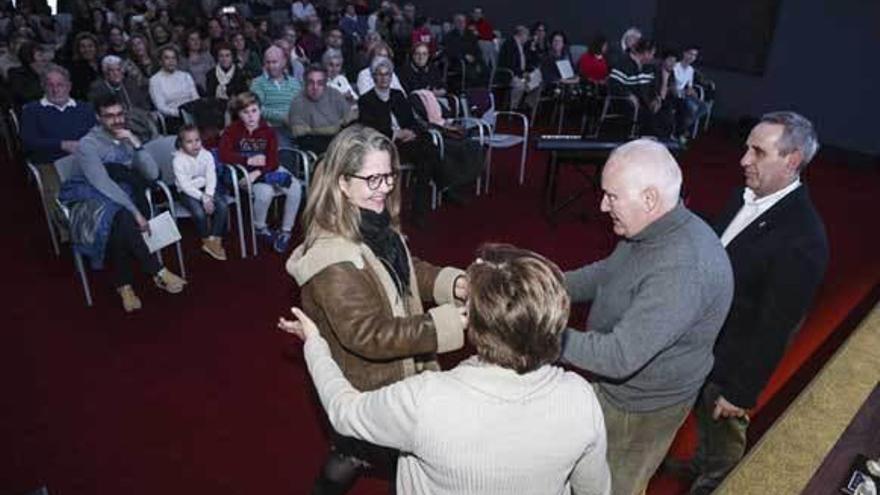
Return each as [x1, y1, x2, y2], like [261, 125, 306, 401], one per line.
[2, 128, 879, 495]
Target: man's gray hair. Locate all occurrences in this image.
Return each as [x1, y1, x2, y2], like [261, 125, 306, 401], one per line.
[101, 54, 123, 70]
[760, 111, 819, 170]
[513, 25, 529, 38]
[609, 138, 682, 206]
[370, 56, 394, 76]
[322, 48, 343, 66]
[41, 64, 70, 86]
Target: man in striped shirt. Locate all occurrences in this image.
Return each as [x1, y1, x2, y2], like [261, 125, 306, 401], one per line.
[609, 38, 660, 135]
[249, 45, 303, 148]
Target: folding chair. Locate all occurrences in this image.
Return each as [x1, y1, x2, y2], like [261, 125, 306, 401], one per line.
[590, 92, 639, 138]
[144, 136, 250, 259]
[235, 146, 311, 256]
[53, 155, 93, 306]
[459, 88, 529, 192]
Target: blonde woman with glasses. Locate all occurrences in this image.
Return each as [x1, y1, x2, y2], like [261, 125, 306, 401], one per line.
[285, 125, 468, 494]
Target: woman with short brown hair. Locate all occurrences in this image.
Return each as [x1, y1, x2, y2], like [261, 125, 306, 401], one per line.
[281, 243, 611, 495]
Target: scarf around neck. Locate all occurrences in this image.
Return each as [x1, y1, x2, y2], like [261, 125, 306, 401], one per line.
[358, 208, 410, 295]
[214, 64, 236, 99]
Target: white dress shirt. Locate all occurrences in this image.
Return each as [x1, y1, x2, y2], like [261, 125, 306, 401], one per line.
[720, 179, 801, 247]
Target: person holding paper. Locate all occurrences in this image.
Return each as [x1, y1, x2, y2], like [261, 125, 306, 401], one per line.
[540, 31, 576, 85]
[65, 94, 187, 313]
[172, 124, 229, 261]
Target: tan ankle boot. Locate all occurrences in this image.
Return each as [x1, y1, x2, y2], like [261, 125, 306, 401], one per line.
[117, 285, 142, 312]
[202, 237, 228, 261]
[154, 268, 187, 294]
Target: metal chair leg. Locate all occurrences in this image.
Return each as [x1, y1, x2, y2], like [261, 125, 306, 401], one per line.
[31, 166, 60, 256]
[73, 252, 93, 306]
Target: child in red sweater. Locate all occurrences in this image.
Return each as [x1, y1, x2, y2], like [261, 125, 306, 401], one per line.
[219, 92, 302, 253]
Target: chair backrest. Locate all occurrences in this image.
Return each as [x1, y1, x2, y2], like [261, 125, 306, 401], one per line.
[8, 108, 20, 134]
[53, 155, 77, 183]
[144, 135, 178, 184]
[570, 44, 588, 64]
[463, 88, 496, 123]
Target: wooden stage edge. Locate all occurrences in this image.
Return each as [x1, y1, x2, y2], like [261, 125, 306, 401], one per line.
[717, 302, 880, 494]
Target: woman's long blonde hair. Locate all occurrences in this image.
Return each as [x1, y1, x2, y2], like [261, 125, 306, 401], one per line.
[302, 125, 402, 250]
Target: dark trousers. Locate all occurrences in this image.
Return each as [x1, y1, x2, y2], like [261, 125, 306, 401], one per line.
[313, 433, 398, 495]
[107, 209, 162, 288]
[397, 136, 440, 219]
[690, 382, 749, 495]
[179, 194, 229, 239]
[105, 163, 151, 217]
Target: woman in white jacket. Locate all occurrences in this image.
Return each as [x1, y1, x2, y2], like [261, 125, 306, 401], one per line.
[172, 124, 228, 260]
[280, 244, 611, 495]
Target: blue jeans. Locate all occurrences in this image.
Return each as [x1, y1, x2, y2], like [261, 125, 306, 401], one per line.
[676, 95, 708, 136]
[179, 193, 228, 239]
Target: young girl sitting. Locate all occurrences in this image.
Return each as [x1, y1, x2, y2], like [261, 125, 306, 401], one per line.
[219, 91, 303, 254]
[172, 124, 229, 261]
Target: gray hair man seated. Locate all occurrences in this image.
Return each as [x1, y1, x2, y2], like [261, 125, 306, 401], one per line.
[562, 139, 734, 495]
[88, 55, 156, 141]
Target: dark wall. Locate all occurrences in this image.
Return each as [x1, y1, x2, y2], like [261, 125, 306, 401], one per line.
[413, 0, 880, 155]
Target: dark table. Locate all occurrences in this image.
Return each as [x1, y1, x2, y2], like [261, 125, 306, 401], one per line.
[536, 135, 685, 221]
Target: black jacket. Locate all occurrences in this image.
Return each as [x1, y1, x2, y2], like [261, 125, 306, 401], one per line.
[709, 185, 829, 408]
[398, 62, 445, 93]
[497, 38, 527, 78]
[608, 55, 656, 107]
[358, 89, 420, 138]
[444, 29, 480, 63]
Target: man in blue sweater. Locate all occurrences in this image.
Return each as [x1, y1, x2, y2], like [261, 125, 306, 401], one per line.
[20, 65, 96, 242]
[564, 139, 733, 495]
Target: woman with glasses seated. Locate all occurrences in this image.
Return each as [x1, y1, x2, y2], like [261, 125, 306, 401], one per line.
[281, 243, 611, 495]
[285, 125, 468, 494]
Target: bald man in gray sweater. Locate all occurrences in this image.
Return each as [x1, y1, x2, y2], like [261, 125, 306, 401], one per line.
[565, 140, 733, 495]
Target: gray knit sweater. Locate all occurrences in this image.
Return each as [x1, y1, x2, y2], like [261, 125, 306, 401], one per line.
[562, 203, 733, 412]
[71, 125, 159, 215]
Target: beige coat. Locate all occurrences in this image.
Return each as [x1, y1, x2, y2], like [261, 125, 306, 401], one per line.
[287, 232, 465, 391]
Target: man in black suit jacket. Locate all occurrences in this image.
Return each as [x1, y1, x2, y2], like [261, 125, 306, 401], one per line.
[681, 112, 829, 494]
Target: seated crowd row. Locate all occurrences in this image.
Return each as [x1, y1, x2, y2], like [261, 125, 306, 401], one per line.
[7, 0, 709, 310]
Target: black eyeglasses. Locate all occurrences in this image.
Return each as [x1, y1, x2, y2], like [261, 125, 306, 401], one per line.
[346, 171, 398, 190]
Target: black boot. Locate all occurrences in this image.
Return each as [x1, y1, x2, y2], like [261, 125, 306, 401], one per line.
[311, 453, 361, 495]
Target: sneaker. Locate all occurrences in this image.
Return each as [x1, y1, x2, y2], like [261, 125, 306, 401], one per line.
[273, 231, 292, 253]
[154, 268, 187, 294]
[116, 285, 142, 312]
[202, 237, 228, 261]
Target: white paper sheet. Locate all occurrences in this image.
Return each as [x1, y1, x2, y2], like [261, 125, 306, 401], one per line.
[141, 212, 182, 253]
[556, 59, 575, 80]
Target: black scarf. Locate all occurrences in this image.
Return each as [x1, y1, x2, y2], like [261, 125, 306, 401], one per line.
[359, 208, 410, 296]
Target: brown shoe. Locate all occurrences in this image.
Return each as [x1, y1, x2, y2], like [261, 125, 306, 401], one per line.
[117, 285, 142, 312]
[154, 268, 187, 294]
[202, 237, 227, 261]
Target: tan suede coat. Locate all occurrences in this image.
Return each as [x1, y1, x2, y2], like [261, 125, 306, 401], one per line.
[287, 232, 465, 391]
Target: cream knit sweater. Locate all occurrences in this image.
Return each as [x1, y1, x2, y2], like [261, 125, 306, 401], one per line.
[304, 335, 611, 495]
